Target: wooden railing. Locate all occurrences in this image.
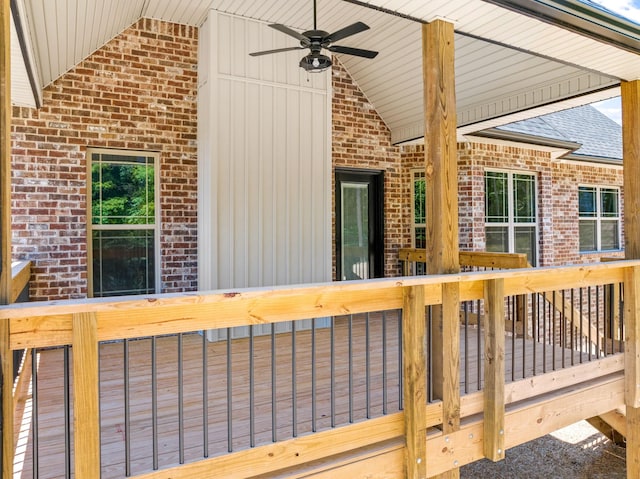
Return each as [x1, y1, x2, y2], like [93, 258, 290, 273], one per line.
[1, 260, 639, 478]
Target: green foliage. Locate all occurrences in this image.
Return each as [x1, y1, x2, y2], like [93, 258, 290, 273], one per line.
[92, 161, 154, 225]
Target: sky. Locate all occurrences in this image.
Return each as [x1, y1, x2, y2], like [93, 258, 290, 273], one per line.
[588, 1, 640, 124]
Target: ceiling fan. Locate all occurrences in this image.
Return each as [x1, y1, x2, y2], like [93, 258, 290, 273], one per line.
[249, 0, 378, 72]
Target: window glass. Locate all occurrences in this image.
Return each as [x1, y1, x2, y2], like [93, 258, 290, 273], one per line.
[486, 226, 509, 253]
[89, 149, 158, 297]
[579, 220, 597, 252]
[513, 174, 536, 222]
[578, 186, 620, 253]
[601, 220, 620, 250]
[578, 187, 596, 217]
[485, 171, 508, 223]
[601, 189, 619, 217]
[484, 170, 537, 265]
[412, 170, 427, 248]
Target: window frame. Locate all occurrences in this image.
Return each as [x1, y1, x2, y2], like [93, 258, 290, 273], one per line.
[87, 147, 161, 297]
[578, 184, 621, 253]
[484, 169, 539, 266]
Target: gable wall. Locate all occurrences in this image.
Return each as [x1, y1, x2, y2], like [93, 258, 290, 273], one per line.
[11, 18, 198, 300]
[9, 18, 625, 301]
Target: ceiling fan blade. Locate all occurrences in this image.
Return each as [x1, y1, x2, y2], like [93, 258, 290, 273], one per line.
[325, 21, 369, 43]
[269, 23, 309, 44]
[249, 46, 306, 57]
[328, 45, 378, 59]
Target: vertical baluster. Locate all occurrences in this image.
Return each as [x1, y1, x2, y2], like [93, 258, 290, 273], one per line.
[366, 313, 371, 419]
[292, 321, 297, 437]
[571, 289, 575, 366]
[382, 311, 388, 415]
[562, 290, 567, 369]
[476, 300, 481, 392]
[596, 286, 601, 359]
[619, 283, 625, 354]
[588, 287, 592, 361]
[552, 292, 557, 370]
[124, 339, 131, 475]
[202, 333, 209, 457]
[178, 334, 184, 464]
[31, 348, 39, 478]
[64, 346, 71, 479]
[330, 317, 336, 427]
[511, 297, 516, 382]
[249, 326, 255, 447]
[579, 289, 584, 362]
[348, 315, 353, 423]
[542, 293, 547, 373]
[463, 301, 469, 394]
[271, 324, 277, 443]
[226, 328, 233, 452]
[152, 336, 158, 469]
[398, 309, 404, 410]
[312, 318, 317, 432]
[532, 294, 537, 376]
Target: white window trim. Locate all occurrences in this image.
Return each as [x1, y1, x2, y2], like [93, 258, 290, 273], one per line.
[87, 147, 161, 297]
[484, 169, 539, 265]
[578, 184, 622, 253]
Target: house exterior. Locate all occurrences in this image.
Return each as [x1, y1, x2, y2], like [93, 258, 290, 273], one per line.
[12, 19, 623, 300]
[9, 17, 625, 302]
[6, 2, 640, 478]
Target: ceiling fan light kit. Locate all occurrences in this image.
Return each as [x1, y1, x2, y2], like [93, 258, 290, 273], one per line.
[249, 0, 378, 73]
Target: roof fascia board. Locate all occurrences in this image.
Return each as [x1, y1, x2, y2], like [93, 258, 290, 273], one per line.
[472, 128, 582, 151]
[480, 0, 640, 55]
[10, 0, 42, 107]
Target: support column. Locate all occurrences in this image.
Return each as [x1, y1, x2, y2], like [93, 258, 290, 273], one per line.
[621, 80, 640, 479]
[0, 1, 13, 477]
[422, 19, 460, 479]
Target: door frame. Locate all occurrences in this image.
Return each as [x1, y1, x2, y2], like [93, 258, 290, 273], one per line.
[335, 168, 385, 280]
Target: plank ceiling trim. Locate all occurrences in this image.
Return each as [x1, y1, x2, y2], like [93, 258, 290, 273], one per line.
[9, 0, 640, 141]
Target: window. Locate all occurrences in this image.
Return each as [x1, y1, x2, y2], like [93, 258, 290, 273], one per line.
[88, 149, 160, 297]
[484, 170, 537, 265]
[411, 169, 426, 248]
[578, 186, 621, 252]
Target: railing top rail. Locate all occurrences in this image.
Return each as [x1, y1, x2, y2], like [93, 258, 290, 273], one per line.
[4, 259, 640, 350]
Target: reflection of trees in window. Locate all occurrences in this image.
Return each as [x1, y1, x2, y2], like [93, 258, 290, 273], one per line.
[90, 151, 157, 297]
[412, 171, 426, 249]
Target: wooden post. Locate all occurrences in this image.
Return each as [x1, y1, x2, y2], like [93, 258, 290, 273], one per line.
[72, 312, 101, 478]
[423, 18, 460, 478]
[623, 266, 640, 407]
[483, 278, 505, 461]
[403, 285, 427, 479]
[1, 1, 13, 476]
[441, 282, 460, 431]
[621, 80, 640, 479]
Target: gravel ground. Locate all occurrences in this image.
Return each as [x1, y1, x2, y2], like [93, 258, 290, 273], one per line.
[460, 421, 626, 478]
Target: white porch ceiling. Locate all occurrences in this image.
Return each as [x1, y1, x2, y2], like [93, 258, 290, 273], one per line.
[10, 0, 640, 142]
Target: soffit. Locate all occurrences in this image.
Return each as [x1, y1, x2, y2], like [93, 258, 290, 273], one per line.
[12, 0, 640, 142]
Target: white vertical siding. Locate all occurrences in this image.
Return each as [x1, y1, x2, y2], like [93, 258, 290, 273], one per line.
[198, 10, 331, 294]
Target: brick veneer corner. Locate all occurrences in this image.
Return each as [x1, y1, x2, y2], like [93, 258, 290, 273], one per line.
[11, 18, 198, 300]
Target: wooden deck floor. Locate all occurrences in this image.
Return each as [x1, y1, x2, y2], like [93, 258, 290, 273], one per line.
[13, 313, 596, 478]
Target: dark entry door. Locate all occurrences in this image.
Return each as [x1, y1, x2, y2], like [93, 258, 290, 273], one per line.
[335, 169, 384, 280]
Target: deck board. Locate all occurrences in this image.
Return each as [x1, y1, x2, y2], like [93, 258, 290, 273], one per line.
[14, 313, 599, 478]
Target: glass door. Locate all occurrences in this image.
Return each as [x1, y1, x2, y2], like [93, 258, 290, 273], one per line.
[335, 170, 384, 280]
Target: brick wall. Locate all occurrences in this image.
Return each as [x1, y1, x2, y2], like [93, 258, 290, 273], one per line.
[11, 18, 198, 300]
[331, 59, 403, 279]
[332, 60, 624, 277]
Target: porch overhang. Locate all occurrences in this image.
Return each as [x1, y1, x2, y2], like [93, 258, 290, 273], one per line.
[8, 0, 640, 142]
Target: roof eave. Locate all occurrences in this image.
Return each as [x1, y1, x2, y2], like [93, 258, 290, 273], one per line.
[480, 0, 640, 55]
[472, 128, 582, 151]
